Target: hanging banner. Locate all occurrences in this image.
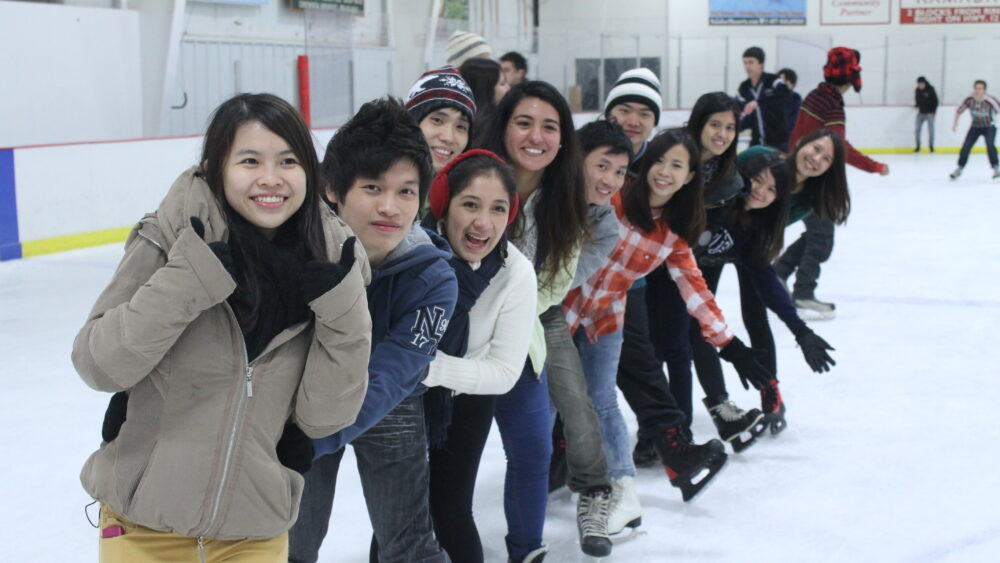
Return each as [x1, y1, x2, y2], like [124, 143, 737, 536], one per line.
[709, 0, 807, 25]
[820, 0, 891, 25]
[900, 0, 1000, 24]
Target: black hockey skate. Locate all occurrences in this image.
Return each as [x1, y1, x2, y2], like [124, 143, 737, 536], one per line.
[632, 435, 659, 468]
[576, 485, 612, 557]
[760, 378, 787, 435]
[652, 425, 728, 502]
[703, 397, 767, 453]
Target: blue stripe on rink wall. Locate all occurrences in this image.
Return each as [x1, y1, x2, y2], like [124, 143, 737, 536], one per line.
[0, 149, 21, 261]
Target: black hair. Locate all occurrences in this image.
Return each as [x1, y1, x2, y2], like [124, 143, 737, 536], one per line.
[459, 58, 503, 120]
[473, 80, 589, 291]
[623, 128, 704, 244]
[577, 120, 634, 161]
[200, 93, 327, 329]
[734, 151, 791, 264]
[686, 92, 740, 191]
[917, 76, 928, 85]
[975, 79, 987, 89]
[778, 68, 797, 86]
[743, 46, 765, 64]
[500, 51, 528, 72]
[788, 128, 850, 224]
[323, 97, 434, 209]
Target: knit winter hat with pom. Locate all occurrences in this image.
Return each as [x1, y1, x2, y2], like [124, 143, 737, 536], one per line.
[446, 30, 492, 69]
[604, 68, 663, 125]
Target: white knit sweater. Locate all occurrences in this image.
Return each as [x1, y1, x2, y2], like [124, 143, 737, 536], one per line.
[423, 242, 537, 395]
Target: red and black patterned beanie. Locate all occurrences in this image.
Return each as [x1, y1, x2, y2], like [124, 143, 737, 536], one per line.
[405, 66, 477, 134]
[824, 47, 862, 92]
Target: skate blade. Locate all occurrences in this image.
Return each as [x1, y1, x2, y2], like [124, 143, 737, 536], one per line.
[767, 415, 788, 435]
[678, 453, 729, 502]
[797, 308, 836, 321]
[609, 522, 646, 545]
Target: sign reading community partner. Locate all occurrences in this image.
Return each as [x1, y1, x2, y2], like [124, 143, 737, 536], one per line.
[820, 0, 891, 24]
[709, 0, 807, 25]
[901, 0, 1000, 23]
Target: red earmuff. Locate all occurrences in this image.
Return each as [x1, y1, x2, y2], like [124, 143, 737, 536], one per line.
[428, 149, 520, 226]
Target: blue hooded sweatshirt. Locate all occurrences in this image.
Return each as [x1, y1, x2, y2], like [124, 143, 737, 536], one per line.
[313, 224, 457, 457]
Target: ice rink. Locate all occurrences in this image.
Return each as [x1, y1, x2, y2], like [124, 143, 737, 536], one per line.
[2, 152, 999, 562]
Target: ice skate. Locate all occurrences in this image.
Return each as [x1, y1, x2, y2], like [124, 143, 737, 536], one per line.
[704, 397, 766, 453]
[632, 435, 658, 468]
[992, 166, 999, 181]
[652, 425, 728, 502]
[576, 486, 612, 557]
[760, 378, 787, 435]
[795, 297, 836, 321]
[509, 546, 547, 563]
[949, 166, 963, 180]
[607, 476, 643, 543]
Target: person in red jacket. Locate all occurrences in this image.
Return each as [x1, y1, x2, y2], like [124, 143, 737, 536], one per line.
[775, 47, 889, 316]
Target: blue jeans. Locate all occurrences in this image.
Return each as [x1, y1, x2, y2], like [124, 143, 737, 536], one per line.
[494, 362, 552, 562]
[289, 395, 448, 563]
[957, 125, 998, 168]
[574, 326, 635, 479]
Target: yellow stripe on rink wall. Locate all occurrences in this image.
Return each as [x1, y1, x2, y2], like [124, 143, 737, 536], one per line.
[20, 227, 131, 258]
[861, 147, 986, 155]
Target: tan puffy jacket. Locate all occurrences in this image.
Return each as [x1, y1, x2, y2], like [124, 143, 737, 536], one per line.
[72, 168, 371, 540]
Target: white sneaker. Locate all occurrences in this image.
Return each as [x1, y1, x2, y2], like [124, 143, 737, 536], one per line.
[950, 167, 963, 180]
[607, 476, 642, 535]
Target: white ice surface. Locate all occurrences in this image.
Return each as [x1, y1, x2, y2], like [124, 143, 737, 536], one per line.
[2, 153, 999, 562]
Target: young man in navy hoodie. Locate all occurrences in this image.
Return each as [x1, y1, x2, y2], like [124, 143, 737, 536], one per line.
[289, 98, 458, 563]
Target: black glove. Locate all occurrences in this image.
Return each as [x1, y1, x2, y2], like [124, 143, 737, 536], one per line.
[189, 217, 236, 280]
[719, 336, 773, 390]
[794, 326, 836, 373]
[101, 391, 129, 443]
[276, 422, 314, 475]
[300, 237, 357, 303]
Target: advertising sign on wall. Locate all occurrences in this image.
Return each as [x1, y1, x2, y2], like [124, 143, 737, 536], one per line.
[900, 0, 1000, 24]
[291, 0, 363, 12]
[821, 0, 891, 25]
[709, 0, 807, 25]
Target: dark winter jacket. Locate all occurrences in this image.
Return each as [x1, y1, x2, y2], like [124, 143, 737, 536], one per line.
[704, 156, 747, 209]
[737, 72, 791, 148]
[915, 85, 938, 114]
[785, 91, 803, 132]
[695, 203, 806, 336]
[313, 225, 457, 457]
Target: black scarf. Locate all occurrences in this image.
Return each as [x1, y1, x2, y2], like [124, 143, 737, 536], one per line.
[226, 213, 310, 361]
[424, 231, 507, 448]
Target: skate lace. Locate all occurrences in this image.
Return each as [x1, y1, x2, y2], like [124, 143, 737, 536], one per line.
[578, 489, 611, 538]
[710, 399, 747, 422]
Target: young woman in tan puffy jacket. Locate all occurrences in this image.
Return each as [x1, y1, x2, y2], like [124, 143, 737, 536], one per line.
[72, 93, 372, 563]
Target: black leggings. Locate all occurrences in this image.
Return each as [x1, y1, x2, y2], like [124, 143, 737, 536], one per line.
[427, 393, 496, 563]
[690, 263, 777, 402]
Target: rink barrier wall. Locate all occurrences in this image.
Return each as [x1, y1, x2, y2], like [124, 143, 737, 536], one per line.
[0, 107, 994, 262]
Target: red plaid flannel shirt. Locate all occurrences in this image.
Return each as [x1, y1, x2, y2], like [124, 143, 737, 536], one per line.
[563, 192, 734, 346]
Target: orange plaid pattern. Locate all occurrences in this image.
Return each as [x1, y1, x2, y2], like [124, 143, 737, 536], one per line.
[564, 192, 733, 347]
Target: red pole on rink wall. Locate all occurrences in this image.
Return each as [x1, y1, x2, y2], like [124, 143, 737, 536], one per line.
[297, 55, 312, 127]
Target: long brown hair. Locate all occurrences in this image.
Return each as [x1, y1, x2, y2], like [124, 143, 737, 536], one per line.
[622, 128, 705, 244]
[789, 128, 851, 225]
[473, 80, 588, 290]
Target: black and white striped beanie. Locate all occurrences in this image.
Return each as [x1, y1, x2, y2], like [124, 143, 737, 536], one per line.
[604, 68, 662, 125]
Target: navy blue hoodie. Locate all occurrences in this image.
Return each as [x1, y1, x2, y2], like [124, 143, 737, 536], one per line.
[313, 225, 457, 456]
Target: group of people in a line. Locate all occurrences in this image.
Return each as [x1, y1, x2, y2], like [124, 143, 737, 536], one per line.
[79, 39, 960, 563]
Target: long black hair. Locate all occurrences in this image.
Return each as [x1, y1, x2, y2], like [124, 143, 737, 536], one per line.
[686, 92, 740, 191]
[473, 80, 588, 290]
[733, 151, 791, 264]
[199, 93, 327, 329]
[623, 128, 705, 244]
[459, 58, 503, 121]
[789, 128, 850, 225]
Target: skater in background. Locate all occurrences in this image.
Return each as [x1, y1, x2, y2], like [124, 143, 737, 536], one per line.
[291, 99, 458, 563]
[914, 76, 938, 153]
[737, 46, 791, 151]
[459, 57, 510, 121]
[500, 51, 528, 87]
[475, 80, 590, 563]
[564, 128, 770, 541]
[73, 93, 371, 562]
[950, 79, 1000, 181]
[778, 68, 803, 132]
[418, 150, 537, 563]
[775, 47, 888, 317]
